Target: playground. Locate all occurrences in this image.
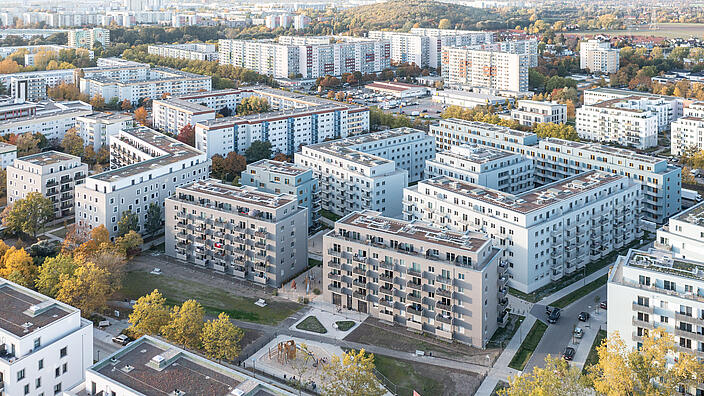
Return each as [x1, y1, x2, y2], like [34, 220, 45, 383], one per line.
[246, 335, 345, 390]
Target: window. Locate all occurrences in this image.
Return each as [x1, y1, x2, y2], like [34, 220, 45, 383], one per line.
[25, 384, 30, 395]
[55, 367, 60, 377]
[36, 377, 41, 389]
[54, 383, 62, 394]
[39, 359, 44, 370]
[34, 337, 41, 349]
[18, 369, 25, 380]
[60, 347, 67, 357]
[62, 363, 67, 373]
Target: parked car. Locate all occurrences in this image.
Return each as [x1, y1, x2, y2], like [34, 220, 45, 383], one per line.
[111, 334, 130, 346]
[600, 301, 607, 310]
[574, 327, 584, 339]
[563, 347, 576, 360]
[578, 312, 590, 322]
[548, 308, 561, 324]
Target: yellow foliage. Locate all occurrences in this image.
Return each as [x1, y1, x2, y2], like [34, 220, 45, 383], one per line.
[0, 247, 37, 288]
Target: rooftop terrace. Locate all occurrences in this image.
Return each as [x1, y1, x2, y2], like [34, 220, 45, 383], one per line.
[624, 249, 704, 283]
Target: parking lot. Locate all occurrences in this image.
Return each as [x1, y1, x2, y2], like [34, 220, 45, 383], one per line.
[340, 87, 445, 119]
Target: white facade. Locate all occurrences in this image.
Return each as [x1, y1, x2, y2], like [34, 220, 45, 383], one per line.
[67, 28, 110, 49]
[0, 100, 92, 141]
[0, 278, 93, 396]
[576, 96, 665, 149]
[655, 202, 704, 263]
[152, 98, 215, 135]
[511, 100, 567, 126]
[441, 46, 529, 93]
[583, 87, 684, 123]
[404, 171, 642, 293]
[671, 102, 704, 156]
[75, 112, 134, 151]
[0, 69, 76, 102]
[580, 40, 620, 74]
[432, 89, 513, 109]
[0, 142, 16, 169]
[74, 127, 209, 239]
[147, 43, 218, 62]
[425, 144, 533, 193]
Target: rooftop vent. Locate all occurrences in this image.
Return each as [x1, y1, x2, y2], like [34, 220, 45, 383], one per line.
[121, 365, 134, 373]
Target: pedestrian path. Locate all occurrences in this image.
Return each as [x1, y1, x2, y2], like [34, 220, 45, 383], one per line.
[540, 266, 611, 306]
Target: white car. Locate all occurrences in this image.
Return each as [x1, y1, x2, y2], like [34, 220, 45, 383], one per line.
[574, 327, 584, 339]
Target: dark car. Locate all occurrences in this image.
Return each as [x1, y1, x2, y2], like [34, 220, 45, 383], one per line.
[600, 301, 607, 310]
[563, 347, 576, 361]
[547, 308, 561, 324]
[578, 312, 590, 322]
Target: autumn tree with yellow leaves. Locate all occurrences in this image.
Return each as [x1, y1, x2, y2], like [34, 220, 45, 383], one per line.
[127, 289, 171, 338]
[162, 299, 205, 349]
[499, 355, 589, 396]
[320, 349, 386, 396]
[201, 312, 244, 363]
[0, 247, 38, 288]
[55, 261, 111, 316]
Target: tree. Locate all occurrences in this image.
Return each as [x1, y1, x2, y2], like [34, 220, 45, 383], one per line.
[236, 96, 271, 116]
[84, 249, 127, 291]
[0, 247, 38, 288]
[588, 328, 704, 396]
[61, 128, 84, 157]
[272, 153, 290, 162]
[177, 124, 196, 147]
[245, 140, 272, 163]
[225, 152, 247, 179]
[117, 210, 139, 237]
[201, 312, 244, 362]
[115, 230, 143, 258]
[90, 94, 106, 110]
[120, 99, 132, 111]
[534, 122, 579, 141]
[134, 106, 148, 125]
[128, 289, 171, 338]
[162, 299, 205, 349]
[320, 349, 386, 396]
[144, 202, 162, 238]
[36, 254, 77, 297]
[2, 192, 54, 237]
[15, 132, 40, 155]
[499, 355, 589, 395]
[438, 18, 451, 29]
[55, 262, 111, 317]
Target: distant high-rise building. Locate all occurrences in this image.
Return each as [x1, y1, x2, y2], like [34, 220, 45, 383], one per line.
[67, 28, 110, 49]
[580, 40, 620, 74]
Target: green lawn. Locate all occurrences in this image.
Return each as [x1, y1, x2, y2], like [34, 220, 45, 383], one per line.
[296, 316, 327, 334]
[119, 271, 301, 325]
[508, 320, 548, 371]
[319, 209, 342, 222]
[335, 320, 355, 331]
[487, 314, 525, 348]
[491, 381, 509, 396]
[373, 354, 443, 396]
[551, 274, 608, 309]
[582, 329, 607, 375]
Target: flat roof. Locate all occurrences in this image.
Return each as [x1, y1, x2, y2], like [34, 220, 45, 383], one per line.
[154, 98, 214, 114]
[539, 138, 664, 165]
[620, 249, 704, 282]
[0, 280, 72, 337]
[77, 112, 133, 122]
[198, 104, 350, 128]
[365, 81, 425, 92]
[248, 159, 310, 177]
[439, 117, 535, 138]
[675, 201, 704, 226]
[420, 170, 626, 214]
[17, 150, 78, 166]
[178, 179, 295, 209]
[437, 145, 517, 164]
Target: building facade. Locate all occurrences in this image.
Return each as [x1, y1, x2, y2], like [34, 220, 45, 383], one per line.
[67, 27, 110, 49]
[429, 118, 682, 224]
[0, 142, 16, 169]
[152, 98, 215, 135]
[75, 112, 134, 151]
[580, 40, 620, 74]
[147, 43, 218, 62]
[671, 102, 704, 156]
[0, 100, 92, 140]
[0, 278, 93, 396]
[7, 151, 87, 219]
[441, 47, 529, 93]
[583, 87, 685, 124]
[511, 100, 567, 126]
[655, 202, 704, 263]
[74, 127, 209, 238]
[322, 210, 505, 348]
[2, 69, 76, 102]
[165, 180, 308, 287]
[241, 159, 319, 228]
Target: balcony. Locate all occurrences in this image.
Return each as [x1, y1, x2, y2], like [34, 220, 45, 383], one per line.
[407, 306, 423, 316]
[327, 284, 342, 294]
[498, 288, 508, 298]
[328, 249, 343, 258]
[353, 267, 366, 276]
[327, 260, 341, 269]
[379, 310, 394, 323]
[435, 327, 453, 340]
[407, 268, 421, 278]
[632, 302, 654, 314]
[380, 274, 393, 283]
[353, 291, 367, 301]
[436, 301, 451, 312]
[436, 276, 453, 285]
[328, 272, 341, 281]
[253, 274, 267, 285]
[498, 276, 508, 288]
[407, 294, 422, 303]
[436, 314, 452, 324]
[675, 312, 703, 324]
[631, 317, 654, 330]
[352, 279, 366, 288]
[436, 288, 452, 298]
[407, 320, 423, 332]
[379, 286, 394, 296]
[406, 281, 422, 291]
[675, 328, 704, 343]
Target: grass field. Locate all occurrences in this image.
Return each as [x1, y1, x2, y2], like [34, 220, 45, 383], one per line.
[296, 316, 327, 333]
[119, 270, 301, 325]
[487, 314, 525, 348]
[574, 23, 704, 39]
[508, 320, 548, 371]
[373, 355, 443, 396]
[336, 320, 355, 331]
[582, 329, 607, 375]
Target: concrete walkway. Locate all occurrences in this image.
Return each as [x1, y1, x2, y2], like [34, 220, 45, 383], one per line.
[540, 265, 611, 306]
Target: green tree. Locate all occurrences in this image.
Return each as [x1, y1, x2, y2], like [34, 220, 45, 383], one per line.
[534, 122, 579, 141]
[36, 254, 77, 297]
[90, 94, 106, 110]
[162, 299, 205, 349]
[201, 312, 244, 362]
[115, 230, 143, 258]
[236, 96, 271, 116]
[320, 349, 386, 396]
[144, 202, 162, 237]
[244, 140, 272, 163]
[117, 210, 139, 237]
[61, 128, 84, 157]
[2, 192, 54, 237]
[128, 289, 171, 338]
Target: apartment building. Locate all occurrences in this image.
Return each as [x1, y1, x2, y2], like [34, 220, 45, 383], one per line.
[655, 201, 704, 263]
[368, 28, 493, 68]
[74, 127, 209, 239]
[322, 210, 505, 348]
[0, 278, 93, 396]
[67, 27, 110, 49]
[241, 159, 319, 228]
[511, 100, 567, 126]
[218, 36, 391, 79]
[671, 102, 704, 156]
[152, 98, 215, 135]
[425, 144, 533, 193]
[75, 112, 134, 151]
[165, 180, 307, 287]
[0, 96, 37, 120]
[0, 142, 16, 169]
[441, 47, 530, 93]
[147, 43, 218, 61]
[1, 69, 76, 102]
[0, 100, 92, 140]
[580, 40, 620, 74]
[576, 96, 666, 149]
[7, 151, 88, 219]
[78, 335, 294, 396]
[583, 87, 685, 123]
[0, 45, 92, 66]
[78, 66, 212, 105]
[404, 171, 642, 293]
[429, 118, 682, 224]
[473, 39, 539, 68]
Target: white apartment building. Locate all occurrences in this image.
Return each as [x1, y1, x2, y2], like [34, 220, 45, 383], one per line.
[0, 69, 76, 102]
[0, 100, 92, 140]
[74, 127, 209, 239]
[75, 112, 134, 151]
[655, 201, 704, 263]
[583, 87, 685, 123]
[441, 47, 530, 93]
[432, 89, 513, 109]
[7, 151, 88, 219]
[425, 144, 533, 193]
[404, 171, 642, 293]
[78, 66, 212, 105]
[152, 98, 215, 135]
[368, 28, 493, 69]
[0, 278, 93, 396]
[671, 102, 704, 156]
[323, 210, 505, 348]
[0, 96, 37, 121]
[0, 45, 92, 66]
[147, 43, 218, 62]
[429, 118, 682, 224]
[580, 40, 620, 74]
[511, 100, 567, 126]
[472, 39, 539, 68]
[76, 336, 295, 396]
[67, 27, 110, 49]
[0, 142, 16, 169]
[165, 180, 308, 287]
[576, 96, 666, 149]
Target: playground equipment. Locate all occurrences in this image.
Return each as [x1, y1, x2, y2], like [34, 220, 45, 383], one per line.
[270, 339, 297, 363]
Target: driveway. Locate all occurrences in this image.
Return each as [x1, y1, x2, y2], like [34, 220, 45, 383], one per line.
[524, 284, 606, 371]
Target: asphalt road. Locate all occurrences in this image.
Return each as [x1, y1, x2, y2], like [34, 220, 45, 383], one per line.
[524, 284, 607, 371]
